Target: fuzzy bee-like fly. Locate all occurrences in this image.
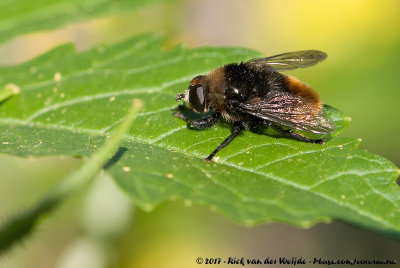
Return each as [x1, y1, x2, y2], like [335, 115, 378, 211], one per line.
[175, 50, 335, 161]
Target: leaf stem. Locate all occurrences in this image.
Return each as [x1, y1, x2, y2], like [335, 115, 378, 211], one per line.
[0, 83, 20, 103]
[0, 99, 143, 254]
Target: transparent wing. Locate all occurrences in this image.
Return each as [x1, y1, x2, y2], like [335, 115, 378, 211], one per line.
[248, 50, 327, 71]
[237, 90, 335, 134]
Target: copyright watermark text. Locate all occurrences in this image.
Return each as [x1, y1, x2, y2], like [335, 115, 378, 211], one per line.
[195, 257, 397, 266]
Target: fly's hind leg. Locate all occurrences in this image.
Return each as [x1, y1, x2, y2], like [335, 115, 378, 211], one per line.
[270, 124, 326, 145]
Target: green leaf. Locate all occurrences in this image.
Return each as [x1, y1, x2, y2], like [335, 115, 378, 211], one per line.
[0, 0, 175, 44]
[0, 34, 399, 236]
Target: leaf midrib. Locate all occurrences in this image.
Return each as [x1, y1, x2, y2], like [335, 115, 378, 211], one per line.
[0, 116, 396, 230]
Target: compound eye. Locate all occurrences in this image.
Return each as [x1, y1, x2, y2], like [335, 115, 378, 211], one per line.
[189, 85, 205, 112]
[195, 86, 204, 106]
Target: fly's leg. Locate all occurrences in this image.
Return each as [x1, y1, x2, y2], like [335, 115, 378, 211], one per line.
[204, 122, 244, 162]
[270, 124, 326, 145]
[190, 113, 220, 129]
[174, 112, 219, 129]
[174, 111, 190, 122]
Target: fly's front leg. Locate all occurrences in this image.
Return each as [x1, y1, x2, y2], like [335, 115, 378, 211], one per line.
[174, 111, 190, 122]
[175, 112, 220, 130]
[190, 113, 220, 129]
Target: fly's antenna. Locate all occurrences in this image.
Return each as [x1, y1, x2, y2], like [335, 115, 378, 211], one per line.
[176, 93, 184, 102]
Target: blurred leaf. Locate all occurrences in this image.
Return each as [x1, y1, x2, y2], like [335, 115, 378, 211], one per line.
[0, 99, 142, 253]
[0, 0, 176, 44]
[0, 34, 399, 236]
[0, 83, 20, 102]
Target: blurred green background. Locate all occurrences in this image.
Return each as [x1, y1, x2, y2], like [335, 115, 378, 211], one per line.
[1, 0, 399, 267]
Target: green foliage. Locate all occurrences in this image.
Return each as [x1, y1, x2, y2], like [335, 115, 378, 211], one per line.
[0, 0, 176, 44]
[0, 99, 142, 253]
[0, 34, 399, 237]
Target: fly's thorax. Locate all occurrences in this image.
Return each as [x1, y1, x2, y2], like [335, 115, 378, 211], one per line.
[203, 66, 227, 112]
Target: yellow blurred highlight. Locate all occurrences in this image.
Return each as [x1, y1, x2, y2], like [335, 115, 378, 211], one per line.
[246, 0, 400, 53]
